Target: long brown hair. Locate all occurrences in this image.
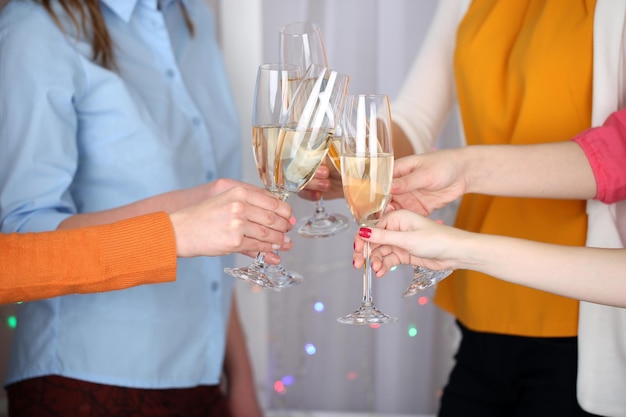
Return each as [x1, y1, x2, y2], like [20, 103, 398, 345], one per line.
[37, 0, 195, 69]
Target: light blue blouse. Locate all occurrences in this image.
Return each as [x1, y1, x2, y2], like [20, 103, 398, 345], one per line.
[0, 0, 241, 388]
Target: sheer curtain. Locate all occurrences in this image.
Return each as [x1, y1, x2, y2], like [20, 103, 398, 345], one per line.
[220, 0, 463, 414]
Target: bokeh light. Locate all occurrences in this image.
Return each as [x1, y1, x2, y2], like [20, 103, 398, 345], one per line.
[6, 315, 16, 329]
[346, 371, 358, 380]
[418, 296, 429, 306]
[408, 325, 418, 337]
[273, 380, 286, 394]
[304, 343, 316, 355]
[281, 375, 295, 386]
[313, 301, 324, 312]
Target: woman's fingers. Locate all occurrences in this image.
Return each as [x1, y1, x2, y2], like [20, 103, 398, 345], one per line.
[174, 185, 295, 258]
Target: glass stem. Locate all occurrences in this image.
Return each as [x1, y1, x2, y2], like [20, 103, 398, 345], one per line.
[362, 241, 373, 306]
[253, 193, 289, 269]
[253, 252, 266, 265]
[247, 251, 270, 274]
[313, 197, 328, 218]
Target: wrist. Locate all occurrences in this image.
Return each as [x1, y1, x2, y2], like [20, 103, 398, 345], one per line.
[459, 146, 485, 195]
[445, 227, 483, 271]
[169, 210, 190, 258]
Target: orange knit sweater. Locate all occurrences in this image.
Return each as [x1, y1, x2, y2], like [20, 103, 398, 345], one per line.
[0, 212, 177, 304]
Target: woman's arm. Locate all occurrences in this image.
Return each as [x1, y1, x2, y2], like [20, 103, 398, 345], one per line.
[454, 141, 596, 199]
[390, 0, 465, 156]
[389, 141, 597, 215]
[58, 178, 251, 229]
[354, 210, 626, 308]
[390, 108, 626, 215]
[0, 187, 293, 304]
[0, 212, 176, 304]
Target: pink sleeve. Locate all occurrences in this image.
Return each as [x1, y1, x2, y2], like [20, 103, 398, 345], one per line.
[572, 109, 626, 204]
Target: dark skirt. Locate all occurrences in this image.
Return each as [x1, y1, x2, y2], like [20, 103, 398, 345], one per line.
[6, 375, 232, 417]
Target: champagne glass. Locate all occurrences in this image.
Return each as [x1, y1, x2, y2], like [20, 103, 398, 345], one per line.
[403, 267, 453, 297]
[403, 206, 453, 296]
[279, 21, 350, 238]
[225, 63, 303, 290]
[337, 94, 397, 325]
[275, 64, 350, 216]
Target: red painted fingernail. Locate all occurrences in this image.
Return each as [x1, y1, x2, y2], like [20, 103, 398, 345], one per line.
[358, 227, 372, 238]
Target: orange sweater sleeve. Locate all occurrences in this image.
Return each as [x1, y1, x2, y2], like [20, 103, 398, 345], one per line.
[0, 212, 177, 304]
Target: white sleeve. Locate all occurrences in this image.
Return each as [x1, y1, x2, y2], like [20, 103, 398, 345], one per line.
[391, 0, 469, 154]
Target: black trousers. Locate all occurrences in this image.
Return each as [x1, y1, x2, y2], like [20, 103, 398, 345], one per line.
[438, 321, 602, 417]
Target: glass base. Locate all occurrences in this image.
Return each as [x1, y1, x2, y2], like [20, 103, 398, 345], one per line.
[337, 303, 398, 325]
[297, 213, 350, 238]
[224, 265, 276, 289]
[402, 267, 453, 297]
[225, 263, 303, 291]
[268, 271, 304, 291]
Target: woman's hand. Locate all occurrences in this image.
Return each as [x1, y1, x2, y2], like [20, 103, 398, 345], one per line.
[389, 151, 468, 215]
[171, 186, 293, 262]
[298, 163, 345, 201]
[352, 209, 461, 277]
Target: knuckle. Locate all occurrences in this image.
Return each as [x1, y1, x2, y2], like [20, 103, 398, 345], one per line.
[213, 178, 230, 191]
[257, 225, 271, 239]
[231, 186, 247, 198]
[229, 201, 246, 216]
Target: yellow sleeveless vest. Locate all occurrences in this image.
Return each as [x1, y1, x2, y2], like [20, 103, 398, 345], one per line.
[434, 0, 595, 336]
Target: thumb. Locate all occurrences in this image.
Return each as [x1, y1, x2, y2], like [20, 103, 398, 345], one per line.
[391, 170, 424, 195]
[390, 175, 411, 194]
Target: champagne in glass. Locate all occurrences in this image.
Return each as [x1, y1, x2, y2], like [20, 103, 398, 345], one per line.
[275, 126, 335, 194]
[279, 21, 350, 238]
[342, 155, 394, 225]
[337, 94, 397, 325]
[326, 136, 342, 172]
[225, 63, 303, 290]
